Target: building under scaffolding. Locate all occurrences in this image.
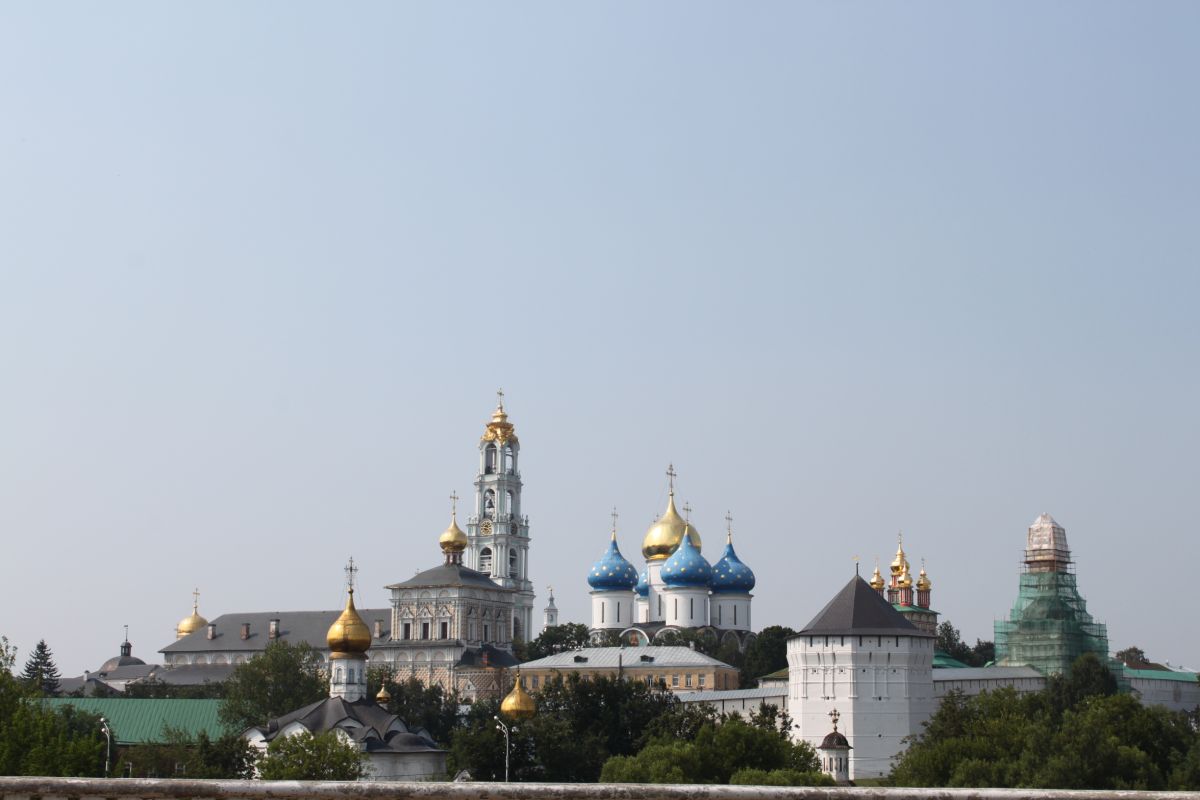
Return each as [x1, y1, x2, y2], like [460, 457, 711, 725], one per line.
[994, 513, 1110, 676]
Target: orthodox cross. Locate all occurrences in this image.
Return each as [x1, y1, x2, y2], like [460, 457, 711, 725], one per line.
[345, 557, 358, 593]
[829, 708, 840, 731]
[666, 463, 676, 493]
[450, 490, 459, 516]
[546, 584, 554, 597]
[725, 511, 733, 536]
[682, 501, 692, 523]
[496, 388, 505, 410]
[123, 624, 129, 643]
[611, 506, 619, 533]
[192, 587, 200, 611]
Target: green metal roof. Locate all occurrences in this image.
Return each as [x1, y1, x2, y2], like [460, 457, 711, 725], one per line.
[759, 667, 789, 681]
[933, 651, 970, 669]
[1122, 667, 1199, 684]
[41, 698, 228, 745]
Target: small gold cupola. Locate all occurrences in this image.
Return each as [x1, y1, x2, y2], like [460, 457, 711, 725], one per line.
[481, 390, 517, 445]
[499, 670, 536, 719]
[890, 533, 909, 577]
[869, 561, 886, 591]
[440, 491, 469, 565]
[176, 589, 208, 639]
[917, 561, 932, 592]
[641, 464, 701, 561]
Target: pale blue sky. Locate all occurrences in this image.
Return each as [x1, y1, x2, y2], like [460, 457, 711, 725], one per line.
[1, 3, 1197, 675]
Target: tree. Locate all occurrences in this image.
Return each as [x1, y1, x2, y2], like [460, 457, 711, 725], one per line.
[368, 671, 460, 746]
[20, 640, 61, 696]
[219, 641, 326, 730]
[741, 626, 796, 683]
[124, 678, 226, 699]
[1116, 646, 1149, 667]
[112, 728, 255, 779]
[936, 621, 994, 667]
[516, 622, 593, 661]
[257, 731, 365, 781]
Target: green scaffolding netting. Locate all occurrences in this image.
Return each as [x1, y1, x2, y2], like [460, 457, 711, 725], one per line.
[994, 569, 1109, 676]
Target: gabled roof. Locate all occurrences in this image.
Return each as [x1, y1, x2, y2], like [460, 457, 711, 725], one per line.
[797, 576, 931, 637]
[519, 646, 734, 670]
[161, 609, 391, 654]
[254, 697, 443, 754]
[386, 563, 509, 591]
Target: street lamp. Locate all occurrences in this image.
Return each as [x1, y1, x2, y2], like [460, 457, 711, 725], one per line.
[493, 715, 517, 782]
[99, 717, 112, 777]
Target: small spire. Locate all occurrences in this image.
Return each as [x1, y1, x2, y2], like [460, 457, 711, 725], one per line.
[854, 555, 860, 575]
[611, 506, 619, 540]
[450, 490, 459, 520]
[192, 587, 200, 613]
[496, 388, 505, 412]
[344, 557, 358, 594]
[682, 501, 692, 523]
[123, 624, 129, 643]
[666, 463, 677, 495]
[725, 511, 733, 544]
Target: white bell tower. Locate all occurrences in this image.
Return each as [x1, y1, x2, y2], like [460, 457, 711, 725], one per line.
[466, 391, 535, 642]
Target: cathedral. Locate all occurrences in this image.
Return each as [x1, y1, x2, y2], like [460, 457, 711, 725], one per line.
[586, 467, 757, 650]
[160, 395, 533, 700]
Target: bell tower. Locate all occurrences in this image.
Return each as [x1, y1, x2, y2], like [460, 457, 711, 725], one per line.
[466, 391, 535, 642]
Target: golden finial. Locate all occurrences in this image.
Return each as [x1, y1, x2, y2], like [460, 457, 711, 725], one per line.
[611, 506, 619, 541]
[682, 501, 692, 524]
[450, 490, 459, 520]
[496, 388, 505, 412]
[192, 587, 200, 613]
[344, 557, 358, 594]
[666, 463, 677, 495]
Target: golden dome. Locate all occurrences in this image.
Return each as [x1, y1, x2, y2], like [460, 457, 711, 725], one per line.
[869, 564, 885, 591]
[500, 672, 536, 719]
[898, 565, 914, 589]
[890, 536, 909, 577]
[176, 595, 208, 639]
[642, 493, 701, 561]
[917, 564, 932, 592]
[376, 685, 392, 704]
[481, 394, 517, 445]
[439, 512, 468, 554]
[327, 589, 372, 654]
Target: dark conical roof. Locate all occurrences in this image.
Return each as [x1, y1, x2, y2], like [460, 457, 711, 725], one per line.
[799, 576, 932, 637]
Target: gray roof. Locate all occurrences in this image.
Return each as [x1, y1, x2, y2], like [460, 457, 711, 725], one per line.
[161, 609, 392, 654]
[255, 697, 443, 755]
[797, 576, 932, 637]
[520, 646, 734, 670]
[455, 644, 519, 669]
[386, 563, 509, 591]
[676, 687, 786, 703]
[151, 664, 237, 685]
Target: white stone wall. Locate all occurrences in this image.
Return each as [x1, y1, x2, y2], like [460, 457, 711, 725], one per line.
[1130, 676, 1200, 712]
[661, 587, 709, 627]
[710, 593, 751, 631]
[590, 590, 633, 630]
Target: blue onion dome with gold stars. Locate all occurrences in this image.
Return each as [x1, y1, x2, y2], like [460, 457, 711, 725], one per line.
[660, 529, 712, 587]
[711, 531, 755, 593]
[635, 568, 649, 597]
[588, 533, 639, 590]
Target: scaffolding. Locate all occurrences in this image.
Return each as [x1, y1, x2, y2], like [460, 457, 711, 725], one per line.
[994, 566, 1109, 676]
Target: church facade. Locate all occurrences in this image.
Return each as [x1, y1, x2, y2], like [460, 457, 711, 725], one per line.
[586, 467, 757, 650]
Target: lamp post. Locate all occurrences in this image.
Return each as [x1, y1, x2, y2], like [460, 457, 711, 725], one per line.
[99, 717, 112, 777]
[493, 715, 517, 782]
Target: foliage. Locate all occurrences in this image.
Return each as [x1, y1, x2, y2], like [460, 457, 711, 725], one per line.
[936, 621, 994, 667]
[123, 679, 226, 699]
[0, 674, 106, 777]
[600, 711, 821, 784]
[730, 768, 835, 786]
[891, 653, 1200, 790]
[515, 622, 593, 661]
[20, 640, 61, 696]
[740, 625, 797, 683]
[112, 727, 255, 779]
[218, 641, 326, 731]
[257, 730, 365, 781]
[1116, 645, 1149, 666]
[0, 637, 16, 673]
[368, 670, 460, 746]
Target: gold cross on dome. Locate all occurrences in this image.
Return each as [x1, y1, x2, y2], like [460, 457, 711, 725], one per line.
[611, 506, 619, 533]
[192, 588, 200, 611]
[725, 511, 733, 534]
[829, 708, 840, 731]
[666, 463, 677, 493]
[449, 490, 459, 516]
[345, 557, 358, 592]
[682, 501, 692, 523]
[496, 388, 505, 410]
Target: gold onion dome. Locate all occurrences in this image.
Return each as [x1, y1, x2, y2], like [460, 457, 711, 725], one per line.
[327, 589, 372, 654]
[890, 538, 909, 576]
[500, 673, 536, 719]
[917, 565, 932, 591]
[176, 600, 208, 639]
[898, 565, 914, 589]
[376, 685, 392, 704]
[481, 395, 517, 445]
[439, 512, 468, 554]
[642, 493, 701, 561]
[869, 564, 885, 591]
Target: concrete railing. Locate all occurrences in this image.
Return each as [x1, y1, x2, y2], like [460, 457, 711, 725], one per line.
[1, 779, 1199, 800]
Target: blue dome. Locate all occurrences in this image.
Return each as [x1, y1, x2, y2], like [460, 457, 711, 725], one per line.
[588, 536, 639, 590]
[711, 539, 755, 593]
[635, 568, 649, 597]
[660, 533, 712, 588]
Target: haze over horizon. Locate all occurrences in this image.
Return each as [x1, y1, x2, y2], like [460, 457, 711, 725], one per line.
[1, 2, 1197, 677]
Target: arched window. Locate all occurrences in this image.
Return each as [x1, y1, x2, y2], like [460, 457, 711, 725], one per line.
[484, 490, 496, 518]
[506, 490, 515, 517]
[504, 446, 514, 474]
[485, 445, 497, 474]
[479, 547, 493, 573]
[508, 548, 518, 578]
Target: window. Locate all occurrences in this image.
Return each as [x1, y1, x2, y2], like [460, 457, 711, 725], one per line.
[479, 547, 493, 573]
[506, 490, 515, 514]
[698, 674, 706, 688]
[718, 605, 722, 625]
[504, 446, 514, 474]
[485, 445, 497, 474]
[532, 675, 539, 689]
[733, 606, 737, 625]
[616, 603, 620, 622]
[689, 597, 694, 619]
[421, 622, 430, 640]
[440, 622, 449, 639]
[601, 603, 605, 623]
[509, 548, 518, 578]
[671, 675, 680, 687]
[685, 674, 693, 687]
[658, 596, 663, 617]
[483, 624, 490, 641]
[674, 598, 678, 619]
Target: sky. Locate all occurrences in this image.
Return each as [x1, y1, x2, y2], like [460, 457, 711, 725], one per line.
[1, 3, 1197, 677]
